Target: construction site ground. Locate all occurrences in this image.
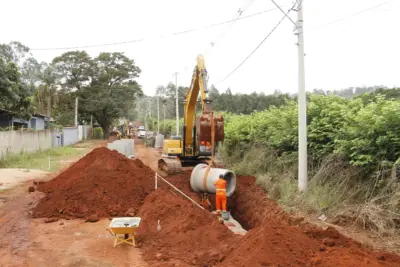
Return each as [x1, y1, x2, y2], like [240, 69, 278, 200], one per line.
[0, 139, 400, 267]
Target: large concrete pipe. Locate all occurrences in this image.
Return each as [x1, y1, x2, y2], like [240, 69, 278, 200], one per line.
[190, 164, 236, 196]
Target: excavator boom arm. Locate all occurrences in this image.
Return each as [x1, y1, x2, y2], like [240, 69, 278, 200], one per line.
[182, 55, 223, 157]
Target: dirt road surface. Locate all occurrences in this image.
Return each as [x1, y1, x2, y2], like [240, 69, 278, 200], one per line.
[0, 169, 50, 190]
[0, 140, 149, 267]
[134, 140, 161, 172]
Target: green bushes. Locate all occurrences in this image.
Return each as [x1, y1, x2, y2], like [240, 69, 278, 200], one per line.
[92, 127, 103, 139]
[224, 94, 400, 170]
[222, 93, 400, 232]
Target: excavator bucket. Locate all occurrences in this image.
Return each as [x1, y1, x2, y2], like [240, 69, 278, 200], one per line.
[158, 157, 183, 174]
[197, 114, 224, 142]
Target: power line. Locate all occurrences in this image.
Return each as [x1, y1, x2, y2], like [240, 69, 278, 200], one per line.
[208, 0, 256, 49]
[217, 0, 390, 84]
[202, 0, 260, 60]
[310, 0, 391, 30]
[218, 2, 298, 84]
[31, 7, 278, 51]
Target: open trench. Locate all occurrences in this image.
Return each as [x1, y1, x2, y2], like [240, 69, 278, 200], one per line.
[129, 142, 400, 267]
[136, 168, 400, 267]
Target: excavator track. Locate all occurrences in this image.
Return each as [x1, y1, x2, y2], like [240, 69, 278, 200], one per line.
[158, 157, 183, 174]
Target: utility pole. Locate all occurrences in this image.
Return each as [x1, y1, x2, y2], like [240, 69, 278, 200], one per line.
[144, 113, 148, 131]
[270, 0, 307, 191]
[163, 104, 166, 133]
[174, 72, 179, 136]
[74, 97, 78, 127]
[47, 92, 51, 118]
[296, 1, 307, 192]
[157, 95, 160, 133]
[149, 99, 152, 118]
[148, 100, 153, 131]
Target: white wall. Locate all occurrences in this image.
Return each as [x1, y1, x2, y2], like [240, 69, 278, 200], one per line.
[0, 130, 52, 157]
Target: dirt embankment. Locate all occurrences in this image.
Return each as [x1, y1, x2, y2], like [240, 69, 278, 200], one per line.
[33, 147, 154, 220]
[136, 189, 238, 267]
[156, 172, 400, 267]
[30, 145, 400, 267]
[217, 175, 400, 267]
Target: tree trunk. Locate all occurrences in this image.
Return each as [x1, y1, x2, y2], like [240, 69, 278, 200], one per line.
[47, 91, 51, 117]
[102, 125, 109, 140]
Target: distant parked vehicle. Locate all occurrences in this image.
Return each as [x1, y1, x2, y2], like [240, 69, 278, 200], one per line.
[138, 126, 146, 139]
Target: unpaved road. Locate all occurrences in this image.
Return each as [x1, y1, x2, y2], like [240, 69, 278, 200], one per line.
[0, 169, 50, 190]
[134, 139, 161, 172]
[0, 140, 149, 267]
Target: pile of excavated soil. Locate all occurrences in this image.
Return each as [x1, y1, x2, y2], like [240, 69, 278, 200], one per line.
[136, 189, 238, 267]
[218, 223, 399, 267]
[33, 147, 154, 220]
[217, 176, 400, 267]
[161, 173, 400, 267]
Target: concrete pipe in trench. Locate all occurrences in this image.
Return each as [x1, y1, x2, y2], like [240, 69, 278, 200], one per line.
[190, 164, 236, 196]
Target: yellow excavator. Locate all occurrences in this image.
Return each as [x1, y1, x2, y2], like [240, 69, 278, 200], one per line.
[158, 55, 224, 174]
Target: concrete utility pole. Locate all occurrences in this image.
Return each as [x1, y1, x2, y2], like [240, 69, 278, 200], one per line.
[174, 72, 179, 136]
[163, 104, 166, 133]
[157, 95, 160, 133]
[270, 0, 307, 192]
[144, 114, 148, 131]
[149, 99, 152, 118]
[296, 1, 307, 192]
[74, 97, 78, 127]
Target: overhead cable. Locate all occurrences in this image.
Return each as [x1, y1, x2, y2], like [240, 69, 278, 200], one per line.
[31, 7, 278, 51]
[218, 1, 299, 84]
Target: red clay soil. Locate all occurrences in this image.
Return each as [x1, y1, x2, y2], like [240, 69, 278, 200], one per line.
[136, 189, 238, 267]
[159, 170, 202, 202]
[228, 175, 291, 229]
[32, 147, 154, 220]
[162, 173, 400, 267]
[217, 176, 400, 267]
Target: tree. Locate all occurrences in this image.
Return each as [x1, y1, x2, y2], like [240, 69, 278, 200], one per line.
[52, 51, 92, 91]
[0, 41, 30, 64]
[20, 57, 41, 86]
[0, 56, 34, 117]
[34, 63, 60, 116]
[79, 52, 143, 138]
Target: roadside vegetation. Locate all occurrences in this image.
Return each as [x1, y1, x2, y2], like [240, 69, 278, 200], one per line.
[221, 90, 400, 235]
[0, 145, 86, 171]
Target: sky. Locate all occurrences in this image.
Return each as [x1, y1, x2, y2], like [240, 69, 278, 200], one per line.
[1, 0, 399, 96]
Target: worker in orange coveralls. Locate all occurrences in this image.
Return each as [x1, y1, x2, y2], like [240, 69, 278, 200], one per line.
[214, 174, 227, 215]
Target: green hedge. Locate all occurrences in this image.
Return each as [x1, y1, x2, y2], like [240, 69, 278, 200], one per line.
[92, 127, 103, 139]
[224, 94, 400, 169]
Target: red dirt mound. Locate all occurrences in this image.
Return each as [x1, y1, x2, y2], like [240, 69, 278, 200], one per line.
[217, 176, 400, 267]
[219, 224, 320, 267]
[33, 147, 154, 220]
[228, 175, 290, 229]
[153, 173, 400, 267]
[136, 189, 238, 267]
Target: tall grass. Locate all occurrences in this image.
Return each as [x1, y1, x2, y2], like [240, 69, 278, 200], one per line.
[222, 145, 400, 235]
[0, 146, 86, 171]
